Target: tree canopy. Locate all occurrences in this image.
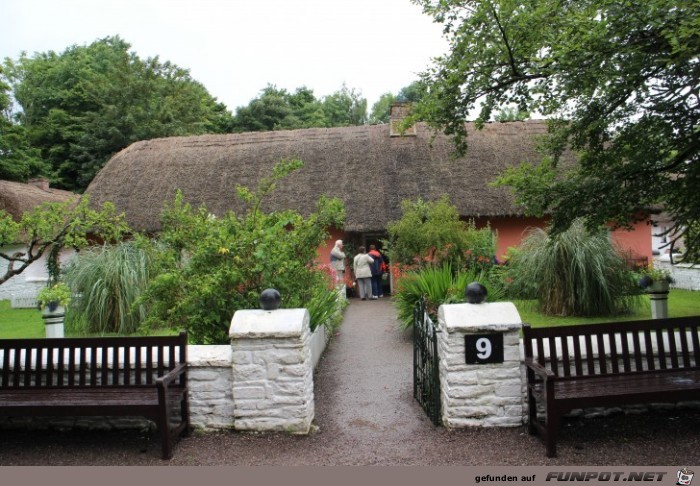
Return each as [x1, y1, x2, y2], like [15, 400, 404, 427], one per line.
[231, 83, 368, 132]
[0, 196, 128, 285]
[3, 36, 234, 191]
[0, 68, 47, 181]
[412, 0, 700, 256]
[368, 80, 428, 124]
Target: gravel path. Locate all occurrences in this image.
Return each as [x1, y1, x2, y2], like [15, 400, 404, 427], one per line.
[1, 298, 699, 465]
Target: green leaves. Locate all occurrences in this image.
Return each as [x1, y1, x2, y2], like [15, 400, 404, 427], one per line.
[142, 160, 346, 344]
[414, 0, 700, 255]
[0, 65, 48, 181]
[0, 196, 128, 285]
[386, 196, 496, 270]
[62, 242, 152, 335]
[0, 212, 20, 246]
[393, 263, 505, 329]
[231, 83, 368, 132]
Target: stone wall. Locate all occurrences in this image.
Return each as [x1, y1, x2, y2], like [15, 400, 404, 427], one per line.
[656, 260, 700, 291]
[188, 310, 329, 432]
[0, 244, 45, 303]
[188, 345, 235, 429]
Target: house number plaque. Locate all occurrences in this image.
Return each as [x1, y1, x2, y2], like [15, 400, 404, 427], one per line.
[465, 334, 504, 364]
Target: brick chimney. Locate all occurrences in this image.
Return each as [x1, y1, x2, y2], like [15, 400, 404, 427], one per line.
[28, 178, 50, 191]
[389, 102, 416, 137]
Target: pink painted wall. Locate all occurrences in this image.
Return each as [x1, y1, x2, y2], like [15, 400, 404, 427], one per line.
[317, 227, 347, 265]
[474, 216, 652, 263]
[610, 219, 653, 264]
[474, 216, 548, 261]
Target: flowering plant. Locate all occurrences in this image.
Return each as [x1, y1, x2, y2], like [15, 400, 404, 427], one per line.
[638, 266, 674, 288]
[37, 282, 72, 308]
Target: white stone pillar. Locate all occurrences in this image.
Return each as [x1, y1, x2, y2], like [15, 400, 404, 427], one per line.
[229, 308, 314, 433]
[42, 306, 65, 338]
[649, 281, 670, 319]
[437, 302, 523, 428]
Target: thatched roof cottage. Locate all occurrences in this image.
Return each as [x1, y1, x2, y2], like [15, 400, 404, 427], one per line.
[0, 178, 75, 221]
[84, 116, 651, 266]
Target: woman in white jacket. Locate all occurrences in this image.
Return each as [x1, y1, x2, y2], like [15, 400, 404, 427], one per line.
[353, 246, 374, 300]
[330, 240, 346, 285]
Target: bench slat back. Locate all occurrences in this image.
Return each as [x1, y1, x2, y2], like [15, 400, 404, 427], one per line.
[523, 316, 700, 377]
[0, 332, 187, 388]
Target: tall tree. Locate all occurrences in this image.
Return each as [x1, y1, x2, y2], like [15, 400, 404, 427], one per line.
[232, 84, 368, 131]
[5, 36, 234, 191]
[321, 84, 368, 126]
[231, 85, 326, 132]
[0, 66, 47, 181]
[413, 0, 700, 255]
[369, 80, 428, 125]
[493, 105, 529, 122]
[369, 93, 396, 125]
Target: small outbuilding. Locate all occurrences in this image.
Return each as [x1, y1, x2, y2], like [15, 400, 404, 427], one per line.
[0, 179, 77, 303]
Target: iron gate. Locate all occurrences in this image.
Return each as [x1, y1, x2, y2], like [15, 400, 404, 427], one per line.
[413, 296, 441, 426]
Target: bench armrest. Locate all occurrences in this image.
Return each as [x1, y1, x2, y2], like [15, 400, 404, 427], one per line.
[524, 358, 555, 380]
[156, 363, 188, 388]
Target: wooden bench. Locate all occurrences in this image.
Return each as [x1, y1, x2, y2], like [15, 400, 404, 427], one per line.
[523, 316, 700, 457]
[0, 332, 190, 459]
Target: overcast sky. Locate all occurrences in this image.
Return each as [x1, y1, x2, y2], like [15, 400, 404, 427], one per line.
[1, 0, 448, 112]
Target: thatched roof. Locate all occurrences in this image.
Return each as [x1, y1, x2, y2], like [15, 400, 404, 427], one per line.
[0, 179, 76, 222]
[85, 120, 570, 233]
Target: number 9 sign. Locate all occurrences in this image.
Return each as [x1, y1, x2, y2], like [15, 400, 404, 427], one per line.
[465, 334, 504, 364]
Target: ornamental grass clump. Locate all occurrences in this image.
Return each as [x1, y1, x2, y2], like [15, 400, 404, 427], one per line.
[506, 220, 641, 317]
[63, 241, 153, 335]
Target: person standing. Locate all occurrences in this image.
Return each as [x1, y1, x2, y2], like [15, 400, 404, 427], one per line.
[330, 240, 346, 286]
[353, 246, 374, 300]
[368, 244, 385, 299]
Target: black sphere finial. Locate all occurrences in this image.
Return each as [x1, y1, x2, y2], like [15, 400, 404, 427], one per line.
[465, 282, 487, 304]
[260, 288, 281, 311]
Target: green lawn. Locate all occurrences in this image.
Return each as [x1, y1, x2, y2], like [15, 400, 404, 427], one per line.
[0, 300, 45, 338]
[0, 300, 177, 338]
[516, 289, 700, 327]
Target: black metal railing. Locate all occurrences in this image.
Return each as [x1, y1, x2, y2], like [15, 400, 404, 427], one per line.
[413, 296, 441, 426]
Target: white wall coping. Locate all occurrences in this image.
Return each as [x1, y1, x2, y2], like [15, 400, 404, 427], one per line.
[188, 344, 232, 367]
[229, 308, 309, 339]
[438, 302, 522, 333]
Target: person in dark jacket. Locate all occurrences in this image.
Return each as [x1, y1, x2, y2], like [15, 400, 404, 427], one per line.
[368, 244, 385, 299]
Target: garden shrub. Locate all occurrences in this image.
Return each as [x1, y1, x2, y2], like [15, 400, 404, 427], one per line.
[393, 263, 506, 329]
[505, 219, 641, 317]
[385, 196, 496, 270]
[139, 159, 346, 344]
